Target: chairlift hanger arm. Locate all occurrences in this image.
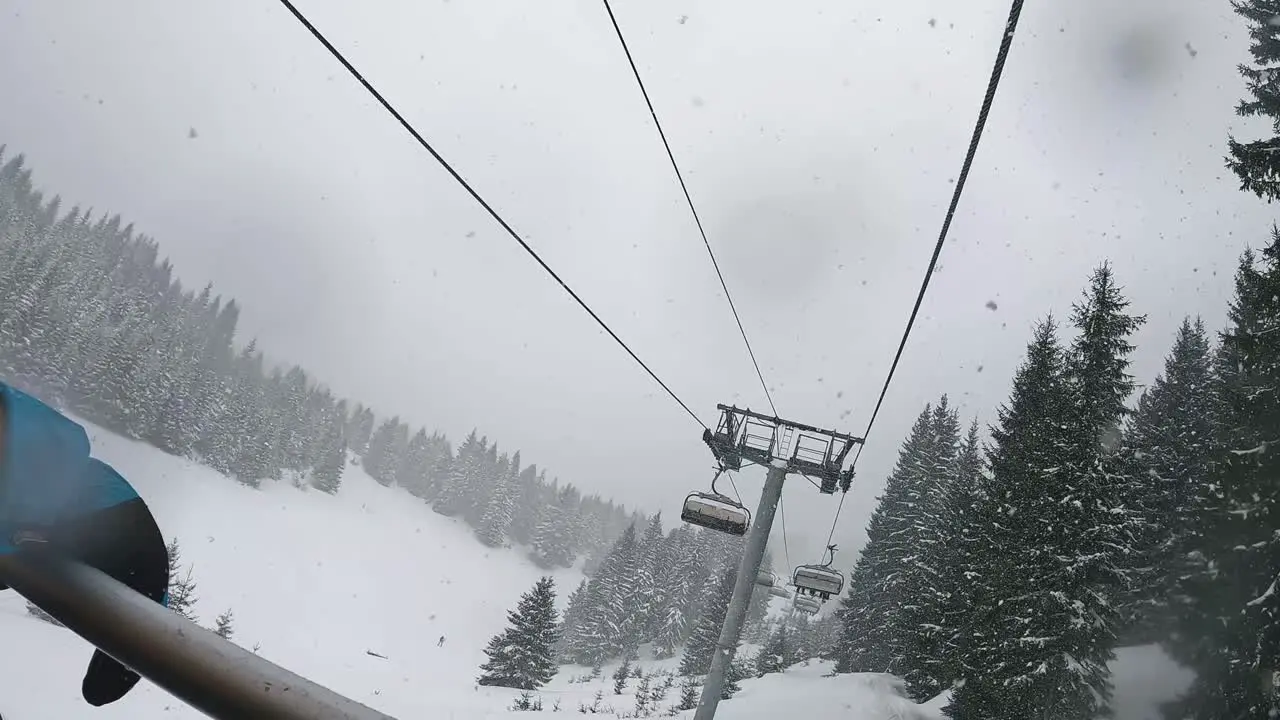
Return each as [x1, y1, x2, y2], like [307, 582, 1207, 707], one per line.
[716, 404, 865, 445]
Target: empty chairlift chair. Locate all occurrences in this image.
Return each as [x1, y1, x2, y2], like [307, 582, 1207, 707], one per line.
[791, 544, 845, 601]
[681, 468, 751, 536]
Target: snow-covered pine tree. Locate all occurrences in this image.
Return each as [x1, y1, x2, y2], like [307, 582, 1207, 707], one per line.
[612, 658, 632, 695]
[1051, 264, 1147, 704]
[893, 397, 962, 698]
[346, 405, 375, 459]
[213, 609, 235, 639]
[530, 485, 581, 569]
[435, 430, 481, 516]
[836, 402, 941, 686]
[464, 440, 501, 527]
[477, 576, 560, 690]
[477, 451, 518, 547]
[312, 418, 346, 494]
[722, 654, 750, 699]
[932, 417, 985, 685]
[563, 524, 638, 665]
[276, 366, 311, 472]
[555, 579, 591, 660]
[635, 513, 665, 643]
[949, 285, 1140, 720]
[946, 317, 1073, 719]
[397, 429, 434, 499]
[676, 675, 699, 711]
[1122, 317, 1216, 643]
[806, 612, 841, 662]
[1165, 240, 1280, 720]
[1227, 0, 1280, 201]
[652, 526, 700, 658]
[506, 464, 542, 545]
[679, 567, 736, 677]
[165, 537, 200, 622]
[362, 418, 397, 486]
[756, 622, 792, 676]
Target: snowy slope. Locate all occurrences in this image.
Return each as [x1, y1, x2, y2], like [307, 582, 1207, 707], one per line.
[0, 421, 582, 719]
[0, 423, 1194, 720]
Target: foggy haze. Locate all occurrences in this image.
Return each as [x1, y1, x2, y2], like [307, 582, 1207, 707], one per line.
[0, 0, 1269, 561]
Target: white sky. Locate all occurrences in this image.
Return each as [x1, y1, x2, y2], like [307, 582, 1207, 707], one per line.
[0, 0, 1273, 568]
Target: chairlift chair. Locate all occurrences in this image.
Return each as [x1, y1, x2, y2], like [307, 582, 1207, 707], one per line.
[680, 468, 751, 536]
[792, 544, 845, 600]
[793, 594, 822, 615]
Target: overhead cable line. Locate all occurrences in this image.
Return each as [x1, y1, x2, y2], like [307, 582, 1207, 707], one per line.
[826, 0, 1026, 543]
[601, 0, 778, 418]
[273, 0, 707, 431]
[725, 471, 745, 507]
[778, 495, 793, 576]
[852, 0, 1025, 463]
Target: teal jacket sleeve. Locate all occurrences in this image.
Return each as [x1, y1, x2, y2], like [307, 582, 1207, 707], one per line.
[0, 383, 140, 552]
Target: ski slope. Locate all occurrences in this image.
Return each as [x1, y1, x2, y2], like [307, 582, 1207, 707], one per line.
[0, 422, 1192, 719]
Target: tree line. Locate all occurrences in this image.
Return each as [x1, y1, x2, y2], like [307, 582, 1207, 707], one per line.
[832, 0, 1280, 714]
[833, 254, 1277, 720]
[477, 520, 840, 707]
[0, 146, 644, 571]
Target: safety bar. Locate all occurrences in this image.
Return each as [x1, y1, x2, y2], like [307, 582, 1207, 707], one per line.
[0, 543, 398, 720]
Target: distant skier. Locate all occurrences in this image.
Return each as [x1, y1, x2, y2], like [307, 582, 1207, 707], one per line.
[0, 382, 170, 706]
[437, 635, 446, 647]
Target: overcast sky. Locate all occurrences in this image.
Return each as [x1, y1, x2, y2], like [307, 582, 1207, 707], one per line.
[0, 0, 1273, 571]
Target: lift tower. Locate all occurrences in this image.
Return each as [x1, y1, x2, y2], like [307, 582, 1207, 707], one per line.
[692, 405, 862, 720]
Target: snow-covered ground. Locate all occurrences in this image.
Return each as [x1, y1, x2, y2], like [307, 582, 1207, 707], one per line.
[0, 423, 1193, 719]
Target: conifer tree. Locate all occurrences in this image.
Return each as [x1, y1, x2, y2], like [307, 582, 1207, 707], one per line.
[477, 452, 519, 547]
[949, 275, 1141, 720]
[478, 577, 560, 690]
[676, 676, 699, 711]
[435, 430, 481, 516]
[1123, 317, 1216, 641]
[530, 486, 581, 569]
[932, 418, 985, 685]
[569, 524, 640, 664]
[722, 655, 750, 699]
[837, 402, 946, 687]
[1226, 0, 1280, 201]
[756, 623, 792, 676]
[312, 419, 346, 494]
[1165, 240, 1280, 720]
[946, 318, 1073, 719]
[397, 429, 434, 499]
[556, 579, 591, 659]
[214, 609, 235, 639]
[679, 568, 736, 677]
[165, 538, 200, 622]
[635, 513, 666, 641]
[612, 659, 632, 695]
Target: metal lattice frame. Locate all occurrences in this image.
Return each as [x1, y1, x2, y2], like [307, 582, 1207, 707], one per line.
[701, 405, 862, 493]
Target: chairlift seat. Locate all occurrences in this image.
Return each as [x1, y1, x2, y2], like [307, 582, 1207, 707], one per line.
[793, 565, 845, 599]
[794, 595, 822, 614]
[681, 492, 750, 536]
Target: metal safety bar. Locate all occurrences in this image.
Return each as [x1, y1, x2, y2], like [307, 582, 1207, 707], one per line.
[0, 544, 398, 720]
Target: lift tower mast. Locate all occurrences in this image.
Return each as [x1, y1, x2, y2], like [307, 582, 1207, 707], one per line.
[692, 405, 862, 720]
